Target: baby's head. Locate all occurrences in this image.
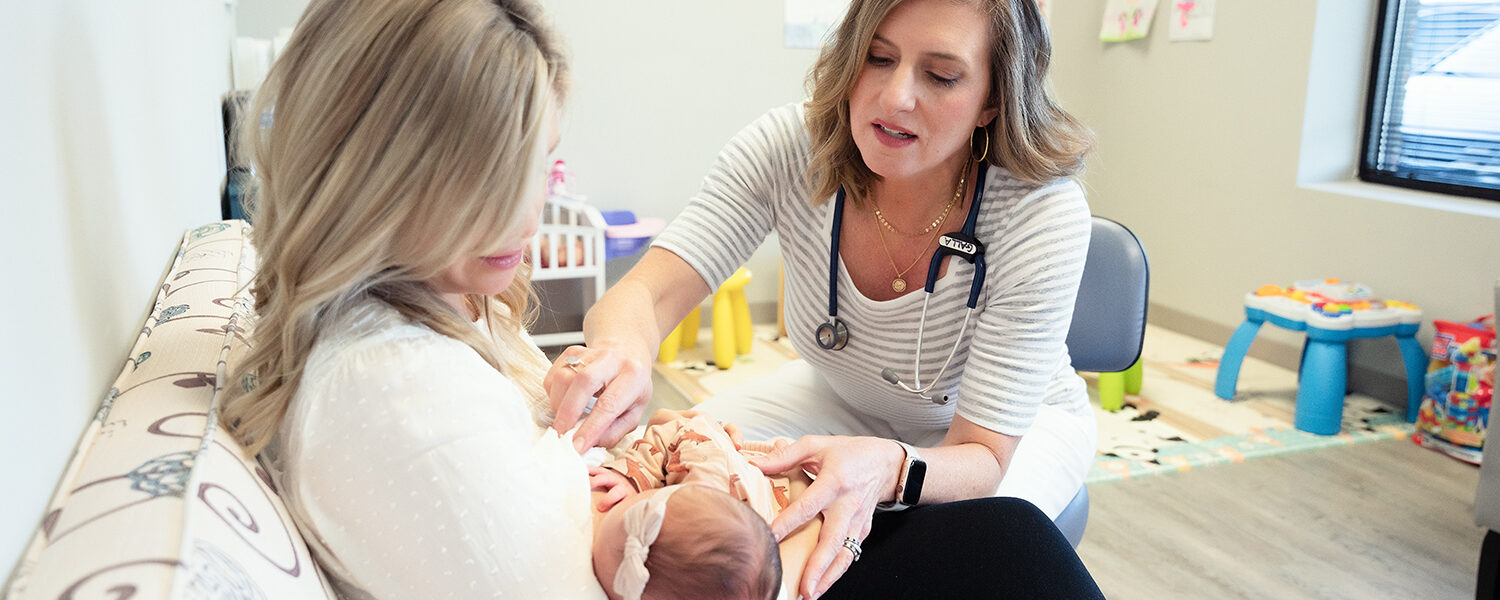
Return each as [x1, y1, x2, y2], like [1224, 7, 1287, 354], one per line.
[593, 484, 781, 600]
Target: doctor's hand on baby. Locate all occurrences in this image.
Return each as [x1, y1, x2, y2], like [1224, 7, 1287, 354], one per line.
[749, 435, 905, 600]
[544, 344, 655, 453]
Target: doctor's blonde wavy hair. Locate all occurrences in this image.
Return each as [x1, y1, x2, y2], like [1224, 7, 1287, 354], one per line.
[223, 0, 568, 454]
[804, 0, 1092, 205]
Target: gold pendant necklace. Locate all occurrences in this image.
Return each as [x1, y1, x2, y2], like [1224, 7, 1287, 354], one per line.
[876, 222, 940, 292]
[871, 161, 969, 293]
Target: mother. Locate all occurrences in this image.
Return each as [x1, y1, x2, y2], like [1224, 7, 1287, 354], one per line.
[221, 0, 618, 597]
[548, 0, 1098, 597]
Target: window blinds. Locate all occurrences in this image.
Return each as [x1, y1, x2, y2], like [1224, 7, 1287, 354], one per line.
[1362, 0, 1500, 200]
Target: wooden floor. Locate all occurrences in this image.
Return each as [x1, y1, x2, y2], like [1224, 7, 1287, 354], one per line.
[1078, 438, 1484, 599]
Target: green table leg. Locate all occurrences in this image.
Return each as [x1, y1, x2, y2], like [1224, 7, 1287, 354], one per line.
[1123, 358, 1143, 395]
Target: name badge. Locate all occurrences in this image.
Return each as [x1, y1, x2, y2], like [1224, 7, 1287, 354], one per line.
[938, 233, 984, 261]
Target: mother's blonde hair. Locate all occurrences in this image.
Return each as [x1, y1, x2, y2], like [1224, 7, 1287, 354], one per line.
[804, 0, 1092, 205]
[224, 0, 568, 453]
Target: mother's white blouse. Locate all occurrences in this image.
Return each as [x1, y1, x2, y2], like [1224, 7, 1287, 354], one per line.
[264, 300, 606, 599]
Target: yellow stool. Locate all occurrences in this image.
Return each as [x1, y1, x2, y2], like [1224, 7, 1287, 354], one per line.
[1095, 358, 1143, 412]
[659, 267, 753, 369]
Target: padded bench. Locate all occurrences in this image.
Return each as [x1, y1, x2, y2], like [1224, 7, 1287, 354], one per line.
[4, 221, 335, 599]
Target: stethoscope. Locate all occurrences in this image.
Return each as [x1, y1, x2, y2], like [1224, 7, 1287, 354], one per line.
[815, 163, 989, 405]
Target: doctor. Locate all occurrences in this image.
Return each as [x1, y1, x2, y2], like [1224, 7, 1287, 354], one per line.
[548, 0, 1097, 597]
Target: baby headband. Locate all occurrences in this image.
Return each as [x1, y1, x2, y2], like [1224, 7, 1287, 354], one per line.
[613, 486, 684, 600]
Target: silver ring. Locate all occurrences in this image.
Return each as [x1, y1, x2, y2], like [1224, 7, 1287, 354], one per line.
[841, 536, 861, 562]
[563, 355, 584, 372]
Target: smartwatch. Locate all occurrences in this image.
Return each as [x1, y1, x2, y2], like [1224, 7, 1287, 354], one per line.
[876, 440, 926, 511]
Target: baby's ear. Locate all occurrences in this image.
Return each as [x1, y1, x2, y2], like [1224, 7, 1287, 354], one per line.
[591, 528, 625, 600]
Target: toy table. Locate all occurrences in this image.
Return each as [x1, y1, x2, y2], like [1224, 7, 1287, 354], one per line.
[1214, 279, 1425, 435]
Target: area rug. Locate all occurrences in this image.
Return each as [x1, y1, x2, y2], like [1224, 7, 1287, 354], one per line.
[1081, 325, 1413, 483]
[652, 324, 1415, 484]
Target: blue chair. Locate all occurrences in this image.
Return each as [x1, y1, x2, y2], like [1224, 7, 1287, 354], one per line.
[1054, 216, 1150, 547]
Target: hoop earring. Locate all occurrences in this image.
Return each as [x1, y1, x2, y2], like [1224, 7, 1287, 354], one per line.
[970, 127, 990, 163]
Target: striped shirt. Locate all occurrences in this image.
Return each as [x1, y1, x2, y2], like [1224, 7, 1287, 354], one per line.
[654, 104, 1090, 436]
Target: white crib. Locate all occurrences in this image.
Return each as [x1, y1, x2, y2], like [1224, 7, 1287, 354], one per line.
[528, 193, 607, 348]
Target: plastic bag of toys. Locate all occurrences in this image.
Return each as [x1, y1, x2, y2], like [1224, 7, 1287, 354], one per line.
[1413, 315, 1496, 464]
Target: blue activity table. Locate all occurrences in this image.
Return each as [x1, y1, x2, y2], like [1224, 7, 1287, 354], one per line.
[1213, 280, 1425, 435]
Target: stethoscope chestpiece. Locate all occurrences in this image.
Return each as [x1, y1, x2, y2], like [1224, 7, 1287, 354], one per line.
[816, 317, 849, 351]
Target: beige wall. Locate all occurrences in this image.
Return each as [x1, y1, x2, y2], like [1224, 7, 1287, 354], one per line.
[1046, 0, 1500, 400]
[1, 0, 229, 576]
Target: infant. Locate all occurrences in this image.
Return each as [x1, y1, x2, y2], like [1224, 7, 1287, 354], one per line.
[590, 412, 811, 600]
[592, 484, 779, 600]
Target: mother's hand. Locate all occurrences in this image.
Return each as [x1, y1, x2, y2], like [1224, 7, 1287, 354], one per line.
[750, 435, 905, 600]
[543, 344, 652, 453]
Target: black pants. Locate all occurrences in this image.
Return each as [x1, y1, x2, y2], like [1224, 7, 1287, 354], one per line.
[1479, 529, 1499, 599]
[823, 497, 1104, 599]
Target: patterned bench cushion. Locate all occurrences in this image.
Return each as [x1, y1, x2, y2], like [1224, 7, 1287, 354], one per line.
[5, 221, 334, 600]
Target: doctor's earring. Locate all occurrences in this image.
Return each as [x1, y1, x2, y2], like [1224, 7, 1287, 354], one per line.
[970, 127, 989, 163]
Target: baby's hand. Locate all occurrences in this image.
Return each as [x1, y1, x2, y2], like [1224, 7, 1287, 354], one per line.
[589, 466, 634, 512]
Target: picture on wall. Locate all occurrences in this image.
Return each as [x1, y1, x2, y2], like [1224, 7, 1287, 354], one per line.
[1169, 0, 1216, 41]
[785, 0, 849, 49]
[1100, 0, 1160, 42]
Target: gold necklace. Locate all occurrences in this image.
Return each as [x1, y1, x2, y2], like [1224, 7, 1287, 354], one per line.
[872, 163, 969, 293]
[874, 215, 944, 293]
[872, 167, 966, 237]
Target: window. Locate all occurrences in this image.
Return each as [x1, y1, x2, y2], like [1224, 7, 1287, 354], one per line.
[1361, 0, 1500, 200]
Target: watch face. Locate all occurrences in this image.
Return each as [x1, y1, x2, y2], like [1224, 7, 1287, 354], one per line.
[901, 459, 927, 505]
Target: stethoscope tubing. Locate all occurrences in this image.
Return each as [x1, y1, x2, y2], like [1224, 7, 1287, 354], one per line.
[823, 164, 990, 403]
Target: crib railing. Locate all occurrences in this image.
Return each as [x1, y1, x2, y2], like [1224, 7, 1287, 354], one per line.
[529, 193, 607, 348]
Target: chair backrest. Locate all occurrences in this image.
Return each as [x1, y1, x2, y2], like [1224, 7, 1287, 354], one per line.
[1066, 216, 1149, 373]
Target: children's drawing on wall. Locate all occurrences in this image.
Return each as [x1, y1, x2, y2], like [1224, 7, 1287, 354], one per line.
[1099, 0, 1159, 42]
[785, 0, 849, 49]
[1169, 0, 1215, 42]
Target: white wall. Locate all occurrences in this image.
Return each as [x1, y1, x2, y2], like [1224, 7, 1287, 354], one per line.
[234, 0, 308, 38]
[0, 1, 229, 577]
[1045, 0, 1500, 399]
[546, 2, 818, 311]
